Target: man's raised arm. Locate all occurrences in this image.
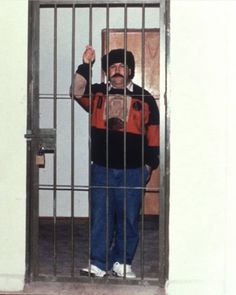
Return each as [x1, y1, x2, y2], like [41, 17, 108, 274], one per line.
[70, 45, 95, 100]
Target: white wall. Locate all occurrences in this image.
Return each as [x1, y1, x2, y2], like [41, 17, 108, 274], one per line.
[1, 0, 236, 294]
[167, 1, 236, 295]
[0, 0, 28, 291]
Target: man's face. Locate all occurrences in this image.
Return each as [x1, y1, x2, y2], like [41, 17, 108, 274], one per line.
[108, 63, 131, 89]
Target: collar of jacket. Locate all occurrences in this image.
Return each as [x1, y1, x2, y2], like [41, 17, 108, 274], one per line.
[108, 81, 134, 92]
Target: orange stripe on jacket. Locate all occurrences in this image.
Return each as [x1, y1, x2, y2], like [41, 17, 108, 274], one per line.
[146, 125, 159, 146]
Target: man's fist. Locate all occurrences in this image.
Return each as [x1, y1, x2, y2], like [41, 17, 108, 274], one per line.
[83, 45, 95, 64]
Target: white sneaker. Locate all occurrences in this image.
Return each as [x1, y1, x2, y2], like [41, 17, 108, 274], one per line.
[80, 264, 106, 277]
[112, 262, 136, 279]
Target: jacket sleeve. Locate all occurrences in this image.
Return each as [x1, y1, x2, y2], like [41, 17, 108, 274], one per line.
[145, 95, 160, 169]
[70, 63, 91, 112]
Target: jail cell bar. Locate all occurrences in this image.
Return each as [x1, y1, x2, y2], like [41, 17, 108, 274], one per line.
[35, 1, 160, 283]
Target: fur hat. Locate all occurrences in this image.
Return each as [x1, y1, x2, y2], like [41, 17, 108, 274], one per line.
[102, 49, 135, 79]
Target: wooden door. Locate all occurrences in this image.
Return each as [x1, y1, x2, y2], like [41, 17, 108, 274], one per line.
[102, 29, 160, 215]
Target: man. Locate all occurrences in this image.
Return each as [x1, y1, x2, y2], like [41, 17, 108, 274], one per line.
[71, 45, 159, 278]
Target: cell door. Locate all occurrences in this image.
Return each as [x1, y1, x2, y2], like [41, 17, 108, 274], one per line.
[26, 0, 169, 286]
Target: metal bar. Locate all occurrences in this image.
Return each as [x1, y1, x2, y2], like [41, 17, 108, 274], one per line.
[140, 3, 145, 280]
[25, 128, 56, 142]
[158, 0, 170, 287]
[26, 0, 41, 280]
[39, 94, 71, 99]
[53, 4, 58, 277]
[40, 4, 160, 9]
[38, 0, 161, 6]
[70, 3, 76, 278]
[123, 3, 128, 278]
[105, 3, 110, 273]
[38, 184, 159, 191]
[88, 3, 93, 277]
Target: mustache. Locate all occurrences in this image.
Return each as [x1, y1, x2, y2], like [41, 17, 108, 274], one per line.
[111, 73, 124, 78]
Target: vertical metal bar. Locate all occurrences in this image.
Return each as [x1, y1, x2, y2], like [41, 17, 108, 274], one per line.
[158, 0, 170, 287]
[27, 0, 40, 280]
[140, 3, 146, 280]
[123, 3, 128, 278]
[53, 4, 58, 277]
[70, 4, 76, 278]
[105, 4, 110, 273]
[88, 3, 93, 277]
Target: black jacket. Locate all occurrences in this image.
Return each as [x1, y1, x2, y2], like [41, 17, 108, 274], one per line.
[74, 63, 159, 169]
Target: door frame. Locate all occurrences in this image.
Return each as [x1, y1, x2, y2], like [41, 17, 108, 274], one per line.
[26, 0, 170, 287]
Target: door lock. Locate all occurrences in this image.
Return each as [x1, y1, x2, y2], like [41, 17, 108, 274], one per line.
[35, 145, 45, 168]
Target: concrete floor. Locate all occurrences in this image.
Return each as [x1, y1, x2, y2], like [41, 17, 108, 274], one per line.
[0, 282, 165, 295]
[0, 217, 165, 295]
[38, 217, 159, 279]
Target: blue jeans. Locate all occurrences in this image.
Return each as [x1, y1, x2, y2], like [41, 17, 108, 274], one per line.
[90, 163, 148, 271]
